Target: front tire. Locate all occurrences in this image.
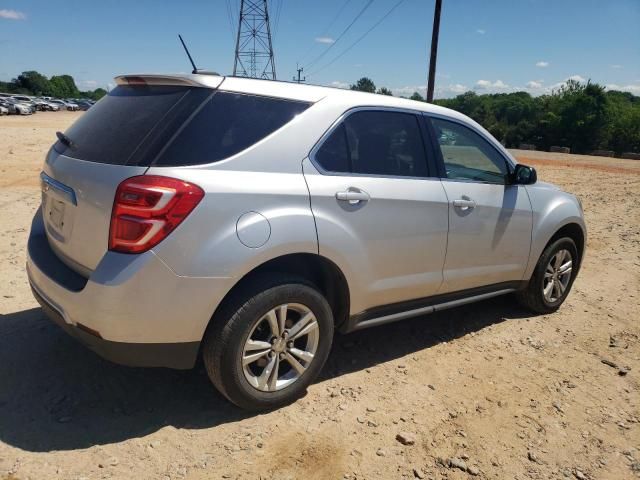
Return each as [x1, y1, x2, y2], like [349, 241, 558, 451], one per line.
[517, 237, 579, 313]
[202, 275, 334, 411]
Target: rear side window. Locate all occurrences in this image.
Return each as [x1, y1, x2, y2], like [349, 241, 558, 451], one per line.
[314, 110, 428, 177]
[55, 85, 208, 165]
[155, 92, 311, 166]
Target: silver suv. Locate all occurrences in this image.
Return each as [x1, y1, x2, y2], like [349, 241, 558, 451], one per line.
[27, 74, 586, 410]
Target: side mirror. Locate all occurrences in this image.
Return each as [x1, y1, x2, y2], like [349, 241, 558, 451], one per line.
[512, 164, 537, 185]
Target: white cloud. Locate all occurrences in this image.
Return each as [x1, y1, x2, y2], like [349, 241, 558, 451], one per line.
[476, 29, 486, 34]
[329, 80, 349, 89]
[0, 9, 26, 20]
[315, 36, 335, 44]
[526, 80, 544, 89]
[535, 61, 549, 68]
[391, 83, 470, 98]
[391, 85, 425, 97]
[446, 84, 469, 94]
[610, 64, 623, 69]
[545, 75, 588, 92]
[475, 79, 509, 90]
[606, 84, 640, 94]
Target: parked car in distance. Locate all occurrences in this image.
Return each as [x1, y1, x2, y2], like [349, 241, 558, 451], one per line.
[76, 100, 93, 111]
[64, 99, 80, 111]
[2, 98, 32, 115]
[48, 99, 78, 111]
[0, 105, 8, 115]
[0, 100, 16, 114]
[32, 98, 60, 111]
[11, 95, 38, 113]
[27, 73, 586, 411]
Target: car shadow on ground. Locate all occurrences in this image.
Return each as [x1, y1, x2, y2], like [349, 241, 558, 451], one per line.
[0, 296, 532, 452]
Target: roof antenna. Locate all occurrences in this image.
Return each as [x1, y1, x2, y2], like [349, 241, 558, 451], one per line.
[178, 34, 219, 75]
[179, 34, 198, 74]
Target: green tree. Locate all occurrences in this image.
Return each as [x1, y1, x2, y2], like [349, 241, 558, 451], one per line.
[350, 77, 376, 93]
[377, 87, 393, 96]
[409, 91, 425, 102]
[91, 88, 107, 100]
[49, 74, 80, 98]
[553, 80, 610, 153]
[13, 71, 51, 95]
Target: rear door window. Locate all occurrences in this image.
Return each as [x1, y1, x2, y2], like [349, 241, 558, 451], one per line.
[314, 110, 429, 177]
[154, 92, 311, 166]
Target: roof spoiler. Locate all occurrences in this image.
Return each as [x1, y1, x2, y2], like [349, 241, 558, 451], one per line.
[114, 74, 224, 89]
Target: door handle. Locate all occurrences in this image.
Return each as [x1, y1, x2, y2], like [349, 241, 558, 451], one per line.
[452, 198, 476, 210]
[336, 189, 370, 205]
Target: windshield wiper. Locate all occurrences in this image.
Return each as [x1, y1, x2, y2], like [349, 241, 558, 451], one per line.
[56, 131, 75, 149]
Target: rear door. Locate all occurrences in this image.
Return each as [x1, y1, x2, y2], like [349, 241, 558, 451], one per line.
[41, 83, 213, 276]
[303, 109, 449, 314]
[427, 115, 533, 293]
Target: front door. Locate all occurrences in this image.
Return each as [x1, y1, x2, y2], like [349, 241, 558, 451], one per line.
[428, 116, 533, 293]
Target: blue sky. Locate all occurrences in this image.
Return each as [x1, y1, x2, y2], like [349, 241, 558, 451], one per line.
[1, 0, 639, 98]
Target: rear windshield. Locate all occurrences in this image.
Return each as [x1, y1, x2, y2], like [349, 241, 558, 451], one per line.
[54, 85, 209, 165]
[54, 85, 311, 166]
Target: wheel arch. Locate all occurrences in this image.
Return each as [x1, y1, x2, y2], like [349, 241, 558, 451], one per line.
[546, 222, 585, 265]
[525, 219, 586, 281]
[205, 253, 351, 338]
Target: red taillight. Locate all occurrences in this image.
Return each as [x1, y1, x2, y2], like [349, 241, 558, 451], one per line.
[109, 175, 204, 254]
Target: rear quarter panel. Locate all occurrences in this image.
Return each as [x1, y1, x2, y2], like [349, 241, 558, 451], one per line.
[147, 168, 319, 279]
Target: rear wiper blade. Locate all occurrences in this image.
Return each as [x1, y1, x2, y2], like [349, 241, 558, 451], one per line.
[56, 131, 75, 149]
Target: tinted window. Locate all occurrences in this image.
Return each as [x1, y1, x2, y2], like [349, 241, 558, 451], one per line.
[315, 124, 350, 172]
[430, 117, 508, 183]
[155, 92, 311, 166]
[314, 110, 428, 177]
[54, 85, 209, 165]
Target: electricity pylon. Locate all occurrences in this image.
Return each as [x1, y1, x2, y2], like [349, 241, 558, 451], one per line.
[233, 0, 276, 80]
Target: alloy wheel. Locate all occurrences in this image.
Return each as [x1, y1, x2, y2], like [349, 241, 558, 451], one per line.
[242, 303, 319, 392]
[542, 248, 573, 303]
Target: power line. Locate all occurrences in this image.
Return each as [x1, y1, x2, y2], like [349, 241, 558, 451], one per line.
[224, 0, 237, 43]
[272, 0, 283, 40]
[304, 0, 375, 70]
[298, 0, 354, 65]
[308, 0, 407, 77]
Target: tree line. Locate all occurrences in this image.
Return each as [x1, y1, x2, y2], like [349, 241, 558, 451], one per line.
[0, 71, 107, 101]
[349, 77, 640, 155]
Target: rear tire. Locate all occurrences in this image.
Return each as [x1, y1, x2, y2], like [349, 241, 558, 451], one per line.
[202, 275, 334, 411]
[517, 237, 578, 313]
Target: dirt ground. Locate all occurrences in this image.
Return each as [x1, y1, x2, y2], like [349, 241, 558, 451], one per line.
[0, 112, 638, 480]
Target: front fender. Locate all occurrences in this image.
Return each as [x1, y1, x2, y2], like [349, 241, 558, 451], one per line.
[524, 184, 586, 279]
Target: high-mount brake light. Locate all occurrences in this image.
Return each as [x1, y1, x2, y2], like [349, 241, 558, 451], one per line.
[123, 76, 148, 86]
[109, 175, 204, 254]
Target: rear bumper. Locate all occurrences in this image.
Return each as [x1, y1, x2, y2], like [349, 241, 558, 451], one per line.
[31, 285, 199, 369]
[26, 208, 232, 369]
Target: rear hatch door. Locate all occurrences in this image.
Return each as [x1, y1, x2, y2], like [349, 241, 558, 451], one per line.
[41, 79, 215, 276]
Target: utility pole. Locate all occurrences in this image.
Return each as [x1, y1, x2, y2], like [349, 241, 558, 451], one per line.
[426, 0, 442, 102]
[233, 0, 277, 80]
[292, 64, 306, 83]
